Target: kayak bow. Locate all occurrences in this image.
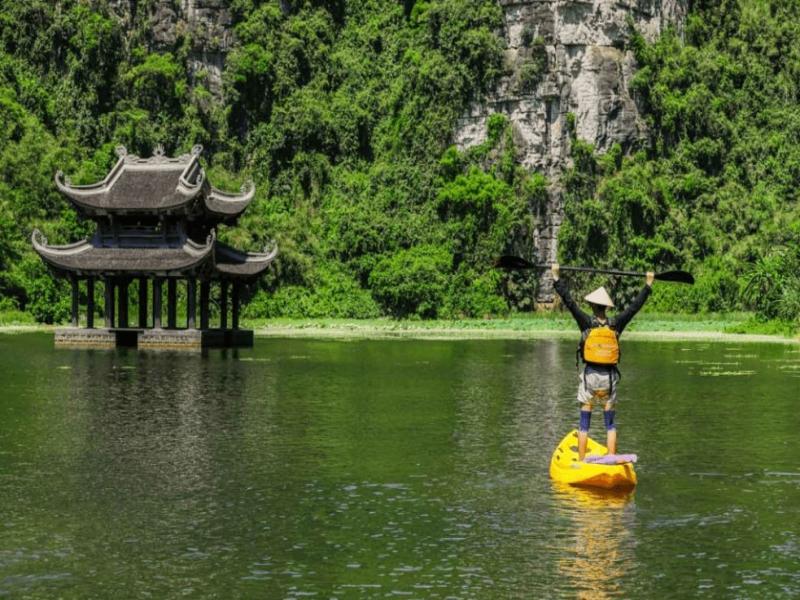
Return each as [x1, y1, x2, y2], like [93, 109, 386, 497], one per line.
[549, 430, 637, 490]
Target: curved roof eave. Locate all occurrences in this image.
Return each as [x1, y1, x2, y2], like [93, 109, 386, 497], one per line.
[214, 240, 278, 278]
[204, 180, 256, 218]
[54, 156, 125, 202]
[31, 228, 92, 257]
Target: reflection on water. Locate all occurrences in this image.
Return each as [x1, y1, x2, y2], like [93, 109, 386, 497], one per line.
[552, 484, 635, 599]
[0, 334, 798, 597]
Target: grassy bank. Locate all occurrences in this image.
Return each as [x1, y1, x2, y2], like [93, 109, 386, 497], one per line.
[246, 312, 799, 342]
[1, 310, 796, 343]
[0, 310, 39, 328]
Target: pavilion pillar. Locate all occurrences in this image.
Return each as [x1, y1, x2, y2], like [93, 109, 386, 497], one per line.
[70, 275, 79, 327]
[167, 279, 177, 328]
[232, 282, 240, 330]
[86, 277, 95, 329]
[104, 278, 115, 328]
[138, 278, 148, 328]
[118, 278, 129, 328]
[200, 281, 210, 330]
[153, 278, 163, 329]
[220, 281, 228, 330]
[186, 278, 196, 329]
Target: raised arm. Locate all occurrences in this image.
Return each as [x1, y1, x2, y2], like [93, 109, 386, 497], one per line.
[552, 264, 593, 331]
[613, 272, 655, 334]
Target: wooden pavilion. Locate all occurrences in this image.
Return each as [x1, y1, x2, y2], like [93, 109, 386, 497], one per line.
[32, 144, 277, 350]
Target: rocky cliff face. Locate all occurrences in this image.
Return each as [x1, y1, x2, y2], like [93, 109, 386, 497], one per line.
[109, 0, 234, 95]
[105, 0, 684, 302]
[454, 0, 686, 301]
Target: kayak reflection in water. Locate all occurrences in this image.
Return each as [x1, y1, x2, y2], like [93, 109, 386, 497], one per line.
[551, 263, 654, 461]
[552, 483, 635, 598]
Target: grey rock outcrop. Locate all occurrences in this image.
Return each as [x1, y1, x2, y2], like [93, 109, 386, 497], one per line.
[108, 0, 233, 95]
[454, 0, 686, 301]
[176, 0, 233, 96]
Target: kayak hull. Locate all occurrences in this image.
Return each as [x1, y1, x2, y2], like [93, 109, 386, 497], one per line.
[549, 430, 637, 490]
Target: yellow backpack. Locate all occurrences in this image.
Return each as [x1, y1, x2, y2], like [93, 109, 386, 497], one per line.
[581, 325, 620, 365]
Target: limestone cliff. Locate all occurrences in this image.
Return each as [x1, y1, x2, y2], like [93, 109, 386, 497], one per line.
[454, 0, 686, 301]
[104, 0, 685, 302]
[108, 0, 234, 95]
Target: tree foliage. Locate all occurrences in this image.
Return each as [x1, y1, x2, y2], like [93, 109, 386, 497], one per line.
[560, 0, 800, 321]
[2, 0, 800, 323]
[0, 0, 530, 320]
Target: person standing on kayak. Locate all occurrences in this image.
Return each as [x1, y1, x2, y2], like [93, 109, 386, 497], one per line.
[551, 264, 655, 461]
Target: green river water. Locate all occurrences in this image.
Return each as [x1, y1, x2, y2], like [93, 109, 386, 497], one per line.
[0, 332, 798, 598]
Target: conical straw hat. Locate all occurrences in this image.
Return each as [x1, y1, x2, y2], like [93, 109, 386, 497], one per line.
[584, 286, 614, 308]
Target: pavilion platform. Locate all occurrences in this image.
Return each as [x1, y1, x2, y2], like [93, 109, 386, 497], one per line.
[54, 327, 254, 350]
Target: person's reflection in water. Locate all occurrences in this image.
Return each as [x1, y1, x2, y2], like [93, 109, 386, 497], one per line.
[552, 484, 636, 599]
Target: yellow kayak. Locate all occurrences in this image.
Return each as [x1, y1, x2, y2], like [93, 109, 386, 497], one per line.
[549, 430, 637, 489]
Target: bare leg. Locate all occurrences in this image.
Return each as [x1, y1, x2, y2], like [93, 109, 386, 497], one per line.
[605, 400, 617, 454]
[578, 404, 592, 460]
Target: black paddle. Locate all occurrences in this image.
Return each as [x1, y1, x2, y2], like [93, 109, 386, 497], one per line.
[494, 255, 695, 285]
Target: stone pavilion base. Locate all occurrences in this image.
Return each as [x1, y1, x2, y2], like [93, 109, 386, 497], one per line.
[54, 327, 254, 351]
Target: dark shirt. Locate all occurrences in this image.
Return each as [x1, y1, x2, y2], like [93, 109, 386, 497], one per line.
[553, 278, 652, 335]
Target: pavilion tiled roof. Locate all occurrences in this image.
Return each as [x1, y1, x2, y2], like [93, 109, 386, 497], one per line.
[54, 144, 255, 221]
[35, 143, 278, 282]
[32, 229, 279, 280]
[32, 229, 215, 276]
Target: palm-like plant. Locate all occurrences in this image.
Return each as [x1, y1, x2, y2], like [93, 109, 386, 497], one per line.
[741, 252, 789, 319]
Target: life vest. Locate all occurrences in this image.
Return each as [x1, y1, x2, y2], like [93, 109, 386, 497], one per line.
[581, 324, 620, 366]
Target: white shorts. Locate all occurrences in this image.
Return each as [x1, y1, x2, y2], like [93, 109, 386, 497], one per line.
[576, 367, 619, 407]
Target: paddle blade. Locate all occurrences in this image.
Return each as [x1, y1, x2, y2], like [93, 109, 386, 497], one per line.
[494, 255, 536, 270]
[655, 270, 694, 285]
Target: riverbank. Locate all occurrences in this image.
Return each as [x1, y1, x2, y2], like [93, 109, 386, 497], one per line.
[2, 313, 797, 343]
[249, 314, 799, 343]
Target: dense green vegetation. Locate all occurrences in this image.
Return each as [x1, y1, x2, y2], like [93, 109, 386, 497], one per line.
[0, 0, 798, 331]
[560, 0, 800, 327]
[0, 0, 539, 322]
